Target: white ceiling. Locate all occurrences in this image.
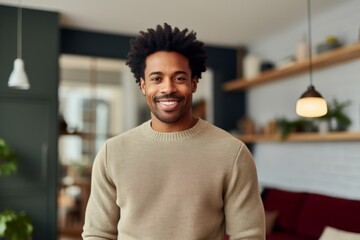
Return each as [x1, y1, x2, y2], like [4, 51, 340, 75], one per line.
[0, 0, 343, 47]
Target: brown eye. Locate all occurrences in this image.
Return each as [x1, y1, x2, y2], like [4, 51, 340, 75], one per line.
[150, 77, 161, 81]
[175, 77, 186, 81]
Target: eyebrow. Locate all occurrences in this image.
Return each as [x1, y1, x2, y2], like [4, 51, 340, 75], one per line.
[148, 71, 162, 77]
[148, 71, 188, 77]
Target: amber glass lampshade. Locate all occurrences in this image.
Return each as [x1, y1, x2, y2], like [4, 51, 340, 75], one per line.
[296, 85, 327, 117]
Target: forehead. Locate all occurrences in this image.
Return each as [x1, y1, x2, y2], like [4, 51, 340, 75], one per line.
[144, 51, 190, 74]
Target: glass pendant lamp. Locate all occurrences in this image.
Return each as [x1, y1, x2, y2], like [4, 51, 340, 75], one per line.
[296, 0, 327, 117]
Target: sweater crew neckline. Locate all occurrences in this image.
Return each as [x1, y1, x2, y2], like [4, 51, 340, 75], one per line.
[142, 118, 207, 141]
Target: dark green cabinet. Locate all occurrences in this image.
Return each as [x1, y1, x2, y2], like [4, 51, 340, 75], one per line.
[0, 99, 51, 193]
[0, 5, 59, 240]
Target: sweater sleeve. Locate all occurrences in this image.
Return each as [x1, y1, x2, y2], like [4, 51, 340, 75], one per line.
[82, 142, 120, 240]
[224, 143, 265, 240]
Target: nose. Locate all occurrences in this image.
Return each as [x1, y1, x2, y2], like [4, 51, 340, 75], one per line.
[160, 78, 177, 94]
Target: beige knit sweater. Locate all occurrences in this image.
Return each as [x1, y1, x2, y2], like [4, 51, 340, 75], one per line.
[82, 119, 265, 240]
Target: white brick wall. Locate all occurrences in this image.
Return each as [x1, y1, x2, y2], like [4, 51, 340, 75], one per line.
[247, 0, 360, 199]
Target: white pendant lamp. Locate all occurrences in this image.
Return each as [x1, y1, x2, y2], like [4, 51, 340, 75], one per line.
[8, 0, 30, 90]
[296, 0, 327, 117]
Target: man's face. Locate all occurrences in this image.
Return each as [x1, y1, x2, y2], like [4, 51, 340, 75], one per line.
[140, 51, 198, 131]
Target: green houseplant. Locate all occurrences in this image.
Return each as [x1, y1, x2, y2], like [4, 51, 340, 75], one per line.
[319, 99, 351, 131]
[0, 138, 33, 240]
[0, 138, 18, 176]
[0, 209, 33, 240]
[276, 118, 317, 140]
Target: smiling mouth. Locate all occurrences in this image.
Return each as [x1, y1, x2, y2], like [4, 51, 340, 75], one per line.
[157, 99, 180, 111]
[154, 93, 183, 111]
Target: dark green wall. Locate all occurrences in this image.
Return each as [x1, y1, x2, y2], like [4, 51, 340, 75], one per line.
[0, 5, 59, 240]
[61, 28, 245, 130]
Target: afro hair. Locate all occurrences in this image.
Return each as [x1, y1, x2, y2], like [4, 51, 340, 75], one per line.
[126, 23, 207, 85]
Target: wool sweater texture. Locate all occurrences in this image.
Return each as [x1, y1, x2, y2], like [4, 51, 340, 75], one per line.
[82, 119, 265, 240]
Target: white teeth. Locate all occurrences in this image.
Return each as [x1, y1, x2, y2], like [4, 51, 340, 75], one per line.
[161, 101, 176, 105]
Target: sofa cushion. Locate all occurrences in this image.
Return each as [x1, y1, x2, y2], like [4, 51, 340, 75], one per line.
[319, 226, 360, 240]
[263, 188, 307, 232]
[296, 193, 360, 239]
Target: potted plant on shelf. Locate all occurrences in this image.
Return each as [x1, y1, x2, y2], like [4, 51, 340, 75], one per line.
[276, 118, 317, 140]
[0, 138, 33, 240]
[319, 99, 351, 132]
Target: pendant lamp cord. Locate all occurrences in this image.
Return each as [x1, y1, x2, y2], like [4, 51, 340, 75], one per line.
[307, 0, 313, 86]
[17, 0, 22, 59]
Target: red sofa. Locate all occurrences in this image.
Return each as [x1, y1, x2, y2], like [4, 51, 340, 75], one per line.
[262, 187, 360, 240]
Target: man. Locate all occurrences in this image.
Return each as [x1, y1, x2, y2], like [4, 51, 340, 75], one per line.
[82, 23, 265, 240]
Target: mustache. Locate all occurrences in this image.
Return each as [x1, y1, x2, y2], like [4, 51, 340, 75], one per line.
[154, 93, 183, 101]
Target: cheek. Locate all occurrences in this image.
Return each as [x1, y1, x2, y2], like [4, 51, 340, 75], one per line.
[144, 89, 156, 103]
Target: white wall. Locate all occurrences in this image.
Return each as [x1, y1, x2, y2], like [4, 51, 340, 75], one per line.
[247, 0, 360, 199]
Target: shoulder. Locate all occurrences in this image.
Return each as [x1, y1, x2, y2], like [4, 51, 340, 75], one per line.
[106, 121, 147, 145]
[200, 120, 243, 145]
[197, 120, 248, 160]
[94, 122, 149, 167]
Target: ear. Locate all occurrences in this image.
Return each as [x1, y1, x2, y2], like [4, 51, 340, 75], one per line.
[191, 78, 198, 93]
[140, 78, 146, 95]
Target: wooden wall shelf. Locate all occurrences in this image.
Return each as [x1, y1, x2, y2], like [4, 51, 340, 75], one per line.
[235, 132, 360, 143]
[223, 42, 360, 91]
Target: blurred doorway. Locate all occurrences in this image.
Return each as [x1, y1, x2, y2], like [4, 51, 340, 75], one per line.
[57, 54, 146, 239]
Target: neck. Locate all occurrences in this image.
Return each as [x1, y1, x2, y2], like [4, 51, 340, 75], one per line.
[150, 115, 198, 132]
